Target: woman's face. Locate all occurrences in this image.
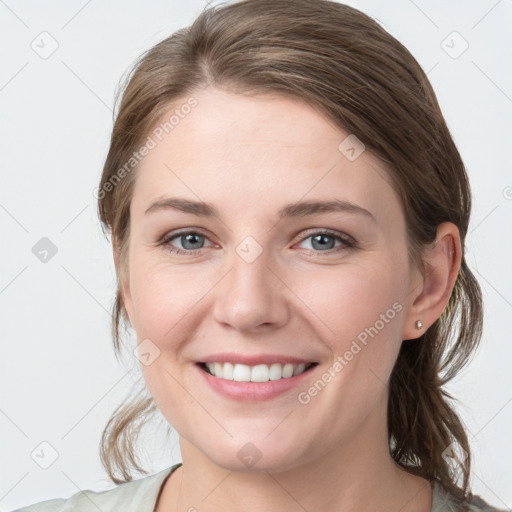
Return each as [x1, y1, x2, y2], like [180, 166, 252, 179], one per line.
[120, 87, 422, 472]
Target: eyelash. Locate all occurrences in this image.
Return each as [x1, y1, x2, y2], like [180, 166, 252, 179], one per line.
[159, 228, 356, 256]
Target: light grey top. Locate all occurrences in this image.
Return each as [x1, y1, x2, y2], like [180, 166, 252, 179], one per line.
[11, 462, 508, 512]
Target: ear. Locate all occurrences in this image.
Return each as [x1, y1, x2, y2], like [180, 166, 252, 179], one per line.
[113, 238, 135, 328]
[402, 222, 462, 340]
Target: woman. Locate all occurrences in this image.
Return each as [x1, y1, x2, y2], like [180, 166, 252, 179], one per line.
[13, 0, 508, 510]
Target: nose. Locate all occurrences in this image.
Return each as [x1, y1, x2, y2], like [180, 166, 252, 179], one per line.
[211, 248, 290, 333]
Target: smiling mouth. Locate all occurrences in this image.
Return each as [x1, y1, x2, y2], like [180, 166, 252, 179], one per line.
[198, 361, 318, 382]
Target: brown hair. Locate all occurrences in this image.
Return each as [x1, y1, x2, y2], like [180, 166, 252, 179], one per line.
[97, 0, 483, 500]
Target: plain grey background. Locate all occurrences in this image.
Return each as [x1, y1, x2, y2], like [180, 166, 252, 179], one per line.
[1, 0, 511, 509]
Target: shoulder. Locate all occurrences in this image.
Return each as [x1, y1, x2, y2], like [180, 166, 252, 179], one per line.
[10, 464, 180, 512]
[432, 481, 510, 512]
[466, 495, 510, 512]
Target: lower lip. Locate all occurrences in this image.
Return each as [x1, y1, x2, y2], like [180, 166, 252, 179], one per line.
[196, 363, 317, 401]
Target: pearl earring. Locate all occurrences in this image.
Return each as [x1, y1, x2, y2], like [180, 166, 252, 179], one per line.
[415, 320, 423, 330]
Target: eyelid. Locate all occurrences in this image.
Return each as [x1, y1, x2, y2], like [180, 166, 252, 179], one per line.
[161, 227, 353, 243]
[161, 228, 216, 248]
[160, 227, 356, 255]
[294, 227, 355, 244]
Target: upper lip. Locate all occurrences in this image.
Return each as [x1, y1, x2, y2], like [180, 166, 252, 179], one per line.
[198, 353, 316, 366]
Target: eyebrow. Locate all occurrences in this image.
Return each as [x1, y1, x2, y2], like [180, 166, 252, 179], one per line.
[144, 197, 376, 222]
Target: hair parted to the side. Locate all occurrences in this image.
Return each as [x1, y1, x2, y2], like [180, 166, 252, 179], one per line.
[97, 0, 483, 500]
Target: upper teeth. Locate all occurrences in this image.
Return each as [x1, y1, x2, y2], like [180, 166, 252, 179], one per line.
[205, 362, 309, 382]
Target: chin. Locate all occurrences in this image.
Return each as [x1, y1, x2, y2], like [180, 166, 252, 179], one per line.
[197, 433, 309, 474]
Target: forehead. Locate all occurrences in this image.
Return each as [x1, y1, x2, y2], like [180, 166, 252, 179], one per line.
[131, 87, 400, 222]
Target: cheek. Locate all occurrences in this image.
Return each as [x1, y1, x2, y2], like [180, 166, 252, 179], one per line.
[129, 255, 216, 340]
[292, 261, 407, 418]
[291, 260, 406, 348]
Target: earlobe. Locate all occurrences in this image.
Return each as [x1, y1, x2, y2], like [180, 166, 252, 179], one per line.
[402, 222, 462, 340]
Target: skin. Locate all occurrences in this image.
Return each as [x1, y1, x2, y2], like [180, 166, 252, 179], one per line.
[117, 87, 461, 512]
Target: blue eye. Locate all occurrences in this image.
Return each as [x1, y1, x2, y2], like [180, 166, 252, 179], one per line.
[297, 230, 355, 254]
[160, 229, 355, 256]
[162, 231, 212, 255]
